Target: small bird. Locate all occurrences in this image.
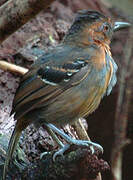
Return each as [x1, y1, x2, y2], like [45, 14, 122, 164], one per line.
[2, 10, 130, 179]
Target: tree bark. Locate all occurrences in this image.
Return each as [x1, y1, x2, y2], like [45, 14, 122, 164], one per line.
[0, 0, 55, 44]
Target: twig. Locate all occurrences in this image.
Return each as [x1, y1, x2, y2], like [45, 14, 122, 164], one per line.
[111, 28, 133, 180]
[0, 0, 55, 44]
[0, 60, 28, 75]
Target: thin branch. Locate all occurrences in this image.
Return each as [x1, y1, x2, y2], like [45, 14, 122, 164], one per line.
[0, 0, 55, 44]
[0, 60, 28, 75]
[111, 28, 133, 180]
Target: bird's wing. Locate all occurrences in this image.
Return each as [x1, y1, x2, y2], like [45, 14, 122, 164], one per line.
[13, 48, 92, 120]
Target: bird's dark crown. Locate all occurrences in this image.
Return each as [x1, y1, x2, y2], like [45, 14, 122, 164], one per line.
[67, 10, 108, 35]
[75, 10, 106, 23]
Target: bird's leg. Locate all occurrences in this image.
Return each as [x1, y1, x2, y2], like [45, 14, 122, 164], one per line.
[72, 118, 90, 141]
[72, 118, 95, 153]
[44, 122, 103, 159]
[45, 125, 64, 148]
[41, 124, 70, 161]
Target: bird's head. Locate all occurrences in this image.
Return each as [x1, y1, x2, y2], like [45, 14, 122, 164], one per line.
[63, 10, 130, 46]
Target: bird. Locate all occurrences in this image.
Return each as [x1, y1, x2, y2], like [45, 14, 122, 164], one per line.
[2, 9, 130, 179]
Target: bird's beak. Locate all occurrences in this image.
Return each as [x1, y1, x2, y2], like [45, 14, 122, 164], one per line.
[114, 22, 131, 31]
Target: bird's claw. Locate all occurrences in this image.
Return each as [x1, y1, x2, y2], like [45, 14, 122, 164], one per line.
[69, 139, 103, 154]
[53, 144, 70, 161]
[40, 151, 51, 159]
[40, 144, 70, 161]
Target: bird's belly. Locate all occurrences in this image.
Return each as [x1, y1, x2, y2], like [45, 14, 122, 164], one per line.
[38, 73, 106, 126]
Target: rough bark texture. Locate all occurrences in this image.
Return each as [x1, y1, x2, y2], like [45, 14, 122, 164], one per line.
[0, 0, 55, 43]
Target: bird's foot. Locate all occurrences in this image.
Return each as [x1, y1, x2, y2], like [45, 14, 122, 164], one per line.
[69, 139, 103, 154]
[53, 144, 70, 161]
[40, 151, 51, 159]
[40, 144, 70, 161]
[52, 139, 103, 161]
[44, 123, 103, 155]
[40, 140, 103, 162]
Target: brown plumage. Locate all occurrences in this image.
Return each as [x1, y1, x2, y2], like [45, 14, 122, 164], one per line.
[2, 10, 130, 180]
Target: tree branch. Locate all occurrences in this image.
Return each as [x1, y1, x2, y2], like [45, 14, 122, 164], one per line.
[0, 0, 55, 44]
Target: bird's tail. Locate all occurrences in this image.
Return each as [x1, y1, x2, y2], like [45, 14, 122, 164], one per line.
[2, 126, 21, 180]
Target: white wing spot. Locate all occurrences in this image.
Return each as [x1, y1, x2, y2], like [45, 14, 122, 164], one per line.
[42, 78, 57, 86]
[67, 72, 73, 76]
[64, 79, 70, 82]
